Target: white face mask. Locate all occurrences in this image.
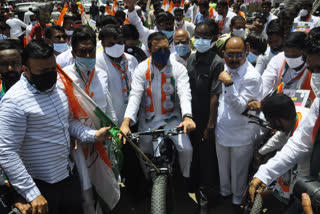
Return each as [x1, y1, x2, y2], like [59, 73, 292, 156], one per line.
[53, 43, 69, 53]
[299, 9, 309, 17]
[232, 28, 245, 38]
[65, 29, 74, 36]
[104, 44, 125, 58]
[285, 56, 304, 69]
[311, 73, 320, 98]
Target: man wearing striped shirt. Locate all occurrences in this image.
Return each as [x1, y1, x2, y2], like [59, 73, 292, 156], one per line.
[0, 41, 111, 214]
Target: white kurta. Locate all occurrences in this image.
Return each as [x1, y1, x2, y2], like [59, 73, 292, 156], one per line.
[124, 56, 193, 177]
[215, 60, 262, 205]
[96, 51, 138, 127]
[294, 15, 320, 28]
[254, 99, 320, 186]
[214, 11, 237, 34]
[174, 20, 195, 37]
[56, 49, 75, 69]
[261, 52, 309, 98]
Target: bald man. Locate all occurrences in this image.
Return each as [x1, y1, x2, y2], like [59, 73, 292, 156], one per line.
[216, 37, 262, 211]
[172, 29, 194, 67]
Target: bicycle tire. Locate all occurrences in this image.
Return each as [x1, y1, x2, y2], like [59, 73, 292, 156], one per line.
[151, 174, 168, 214]
[250, 194, 263, 214]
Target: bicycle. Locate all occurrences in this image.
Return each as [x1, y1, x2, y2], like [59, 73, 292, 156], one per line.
[128, 127, 183, 214]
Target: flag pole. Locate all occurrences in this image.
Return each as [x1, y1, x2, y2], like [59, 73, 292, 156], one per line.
[57, 65, 160, 174]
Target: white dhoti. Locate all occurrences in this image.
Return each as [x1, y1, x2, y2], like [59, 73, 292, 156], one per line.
[216, 142, 254, 204]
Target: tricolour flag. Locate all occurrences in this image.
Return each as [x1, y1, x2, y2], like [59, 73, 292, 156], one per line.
[57, 65, 121, 209]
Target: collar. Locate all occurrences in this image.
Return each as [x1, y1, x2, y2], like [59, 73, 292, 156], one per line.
[195, 49, 214, 64]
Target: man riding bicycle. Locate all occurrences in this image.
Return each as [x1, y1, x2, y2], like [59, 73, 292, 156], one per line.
[120, 32, 196, 188]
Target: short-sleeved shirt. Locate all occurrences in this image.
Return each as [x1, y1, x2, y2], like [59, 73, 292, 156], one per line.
[187, 50, 224, 130]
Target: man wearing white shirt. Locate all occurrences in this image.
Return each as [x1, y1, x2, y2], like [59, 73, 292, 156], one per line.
[249, 37, 320, 210]
[6, 12, 28, 39]
[23, 8, 34, 25]
[215, 0, 237, 35]
[255, 19, 283, 75]
[120, 32, 196, 184]
[172, 29, 194, 67]
[174, 8, 195, 37]
[183, 1, 193, 22]
[261, 32, 313, 99]
[216, 36, 262, 209]
[261, 1, 277, 33]
[125, 0, 176, 52]
[294, 1, 320, 28]
[44, 26, 69, 56]
[96, 24, 138, 127]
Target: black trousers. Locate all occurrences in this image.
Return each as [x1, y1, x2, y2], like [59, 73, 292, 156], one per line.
[34, 172, 83, 214]
[189, 128, 219, 191]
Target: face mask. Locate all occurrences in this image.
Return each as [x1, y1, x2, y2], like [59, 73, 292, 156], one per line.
[247, 52, 258, 63]
[152, 49, 170, 65]
[65, 29, 74, 36]
[311, 73, 320, 98]
[161, 30, 174, 39]
[176, 20, 183, 25]
[75, 57, 96, 72]
[30, 71, 57, 92]
[232, 28, 245, 38]
[31, 21, 37, 25]
[104, 44, 125, 58]
[194, 38, 211, 53]
[2, 71, 21, 90]
[175, 44, 190, 57]
[285, 56, 304, 69]
[299, 9, 309, 17]
[53, 43, 68, 53]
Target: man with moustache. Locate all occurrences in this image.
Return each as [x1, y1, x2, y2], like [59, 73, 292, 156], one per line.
[216, 36, 262, 212]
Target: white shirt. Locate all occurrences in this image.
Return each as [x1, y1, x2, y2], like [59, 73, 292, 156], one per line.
[24, 11, 34, 25]
[216, 60, 263, 147]
[264, 12, 277, 33]
[56, 49, 75, 69]
[214, 11, 237, 34]
[6, 18, 28, 39]
[294, 15, 320, 28]
[174, 20, 195, 37]
[261, 52, 309, 98]
[124, 56, 192, 131]
[127, 10, 175, 52]
[255, 47, 276, 75]
[184, 7, 193, 22]
[26, 24, 34, 40]
[96, 52, 138, 126]
[254, 98, 320, 186]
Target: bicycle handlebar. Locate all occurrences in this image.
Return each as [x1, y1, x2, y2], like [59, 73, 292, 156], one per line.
[128, 127, 183, 140]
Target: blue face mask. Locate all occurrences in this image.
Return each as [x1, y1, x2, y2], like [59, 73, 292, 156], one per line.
[247, 52, 258, 63]
[161, 30, 174, 39]
[194, 38, 211, 53]
[152, 49, 171, 65]
[175, 44, 190, 57]
[75, 57, 96, 72]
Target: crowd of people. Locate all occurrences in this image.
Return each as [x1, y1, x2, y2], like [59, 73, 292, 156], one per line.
[0, 0, 320, 214]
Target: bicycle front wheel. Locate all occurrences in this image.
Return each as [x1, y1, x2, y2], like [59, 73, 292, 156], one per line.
[151, 174, 168, 214]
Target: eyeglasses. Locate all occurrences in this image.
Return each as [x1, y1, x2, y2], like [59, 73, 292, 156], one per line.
[225, 52, 245, 59]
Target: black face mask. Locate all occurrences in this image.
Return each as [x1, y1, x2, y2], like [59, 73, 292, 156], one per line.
[30, 71, 57, 92]
[1, 71, 21, 91]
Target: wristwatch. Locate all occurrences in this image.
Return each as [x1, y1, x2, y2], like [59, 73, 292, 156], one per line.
[183, 113, 193, 119]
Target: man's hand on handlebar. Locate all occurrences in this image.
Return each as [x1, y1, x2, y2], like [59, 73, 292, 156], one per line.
[302, 193, 313, 214]
[177, 117, 196, 134]
[14, 194, 32, 214]
[119, 118, 131, 144]
[30, 194, 48, 214]
[247, 101, 261, 112]
[249, 177, 266, 202]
